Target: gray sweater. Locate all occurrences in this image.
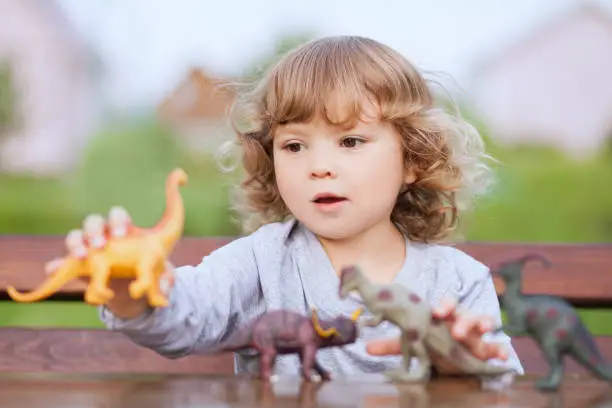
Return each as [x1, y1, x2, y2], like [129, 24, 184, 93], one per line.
[99, 219, 523, 385]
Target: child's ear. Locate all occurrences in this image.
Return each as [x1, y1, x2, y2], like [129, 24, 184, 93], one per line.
[404, 167, 417, 184]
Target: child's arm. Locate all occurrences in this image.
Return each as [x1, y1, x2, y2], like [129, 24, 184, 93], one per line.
[99, 235, 264, 358]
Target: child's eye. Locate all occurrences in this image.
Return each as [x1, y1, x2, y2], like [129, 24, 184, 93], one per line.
[341, 136, 365, 148]
[283, 142, 303, 153]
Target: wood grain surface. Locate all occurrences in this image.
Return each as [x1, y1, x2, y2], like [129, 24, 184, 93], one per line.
[1, 327, 612, 378]
[1, 236, 612, 305]
[0, 373, 610, 408]
[0, 327, 234, 374]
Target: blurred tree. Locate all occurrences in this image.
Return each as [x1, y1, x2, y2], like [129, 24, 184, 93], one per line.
[603, 131, 612, 159]
[69, 116, 238, 236]
[0, 60, 16, 135]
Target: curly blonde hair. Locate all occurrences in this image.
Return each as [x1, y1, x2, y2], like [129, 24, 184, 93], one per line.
[217, 35, 495, 243]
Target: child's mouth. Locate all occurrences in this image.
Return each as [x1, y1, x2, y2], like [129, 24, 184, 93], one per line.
[313, 196, 346, 204]
[312, 194, 348, 211]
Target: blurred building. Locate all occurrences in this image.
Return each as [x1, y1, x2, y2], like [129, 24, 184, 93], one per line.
[157, 67, 236, 154]
[470, 4, 612, 157]
[0, 0, 100, 175]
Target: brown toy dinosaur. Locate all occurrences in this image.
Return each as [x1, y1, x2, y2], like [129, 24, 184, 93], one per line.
[7, 168, 188, 307]
[338, 265, 514, 383]
[209, 308, 363, 382]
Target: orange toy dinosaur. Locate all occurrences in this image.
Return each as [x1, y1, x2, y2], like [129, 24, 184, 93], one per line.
[7, 168, 188, 307]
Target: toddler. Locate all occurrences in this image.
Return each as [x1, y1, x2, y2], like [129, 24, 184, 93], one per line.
[55, 35, 523, 387]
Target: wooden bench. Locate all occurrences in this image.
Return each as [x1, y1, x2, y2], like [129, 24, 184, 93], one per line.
[1, 236, 611, 377]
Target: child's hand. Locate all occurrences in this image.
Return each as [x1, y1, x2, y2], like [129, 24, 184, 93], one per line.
[365, 296, 508, 363]
[432, 297, 507, 360]
[44, 206, 175, 319]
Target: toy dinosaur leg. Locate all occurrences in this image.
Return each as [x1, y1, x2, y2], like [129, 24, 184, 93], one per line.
[384, 331, 413, 380]
[312, 359, 331, 381]
[86, 256, 113, 305]
[129, 252, 160, 300]
[146, 259, 169, 307]
[300, 344, 329, 381]
[253, 330, 277, 382]
[397, 384, 429, 408]
[409, 342, 432, 381]
[535, 338, 565, 392]
[385, 332, 430, 382]
[362, 313, 384, 328]
[298, 381, 325, 407]
[258, 348, 277, 382]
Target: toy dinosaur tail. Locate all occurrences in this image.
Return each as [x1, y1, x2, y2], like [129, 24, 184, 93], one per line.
[7, 257, 86, 302]
[426, 324, 514, 377]
[151, 168, 188, 253]
[569, 320, 612, 381]
[450, 348, 514, 377]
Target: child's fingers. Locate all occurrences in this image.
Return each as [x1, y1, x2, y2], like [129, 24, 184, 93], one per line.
[432, 296, 458, 319]
[453, 312, 496, 339]
[451, 309, 478, 338]
[66, 229, 88, 258]
[452, 315, 509, 361]
[477, 315, 495, 333]
[108, 206, 132, 238]
[471, 340, 509, 361]
[83, 214, 106, 249]
[365, 338, 401, 356]
[494, 343, 510, 361]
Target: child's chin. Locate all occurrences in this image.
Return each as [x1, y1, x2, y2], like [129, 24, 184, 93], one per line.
[305, 221, 362, 241]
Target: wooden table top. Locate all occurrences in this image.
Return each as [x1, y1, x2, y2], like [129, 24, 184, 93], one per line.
[0, 373, 611, 408]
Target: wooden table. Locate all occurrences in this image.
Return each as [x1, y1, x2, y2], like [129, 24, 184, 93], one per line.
[0, 373, 611, 408]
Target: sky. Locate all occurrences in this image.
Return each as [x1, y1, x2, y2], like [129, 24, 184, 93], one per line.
[56, 0, 612, 110]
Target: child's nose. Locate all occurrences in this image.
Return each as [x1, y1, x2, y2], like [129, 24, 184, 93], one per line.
[310, 167, 335, 179]
[308, 147, 337, 179]
[309, 158, 336, 179]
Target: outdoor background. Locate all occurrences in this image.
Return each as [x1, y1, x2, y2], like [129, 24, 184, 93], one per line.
[1, 1, 611, 331]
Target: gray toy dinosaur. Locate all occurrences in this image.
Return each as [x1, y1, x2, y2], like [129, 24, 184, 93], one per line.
[491, 253, 612, 391]
[338, 265, 514, 383]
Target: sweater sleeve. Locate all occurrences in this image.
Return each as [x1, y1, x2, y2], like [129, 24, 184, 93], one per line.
[98, 234, 265, 358]
[446, 247, 525, 389]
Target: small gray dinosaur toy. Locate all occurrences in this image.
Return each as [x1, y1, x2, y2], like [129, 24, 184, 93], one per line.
[338, 265, 514, 383]
[491, 253, 612, 392]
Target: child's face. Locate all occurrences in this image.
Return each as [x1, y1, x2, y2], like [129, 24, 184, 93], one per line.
[273, 100, 415, 240]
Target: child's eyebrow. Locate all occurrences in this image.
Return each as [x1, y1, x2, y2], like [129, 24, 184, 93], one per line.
[276, 123, 309, 136]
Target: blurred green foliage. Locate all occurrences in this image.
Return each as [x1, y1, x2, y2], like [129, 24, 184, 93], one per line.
[467, 135, 612, 243]
[70, 117, 240, 237]
[0, 117, 240, 236]
[0, 60, 16, 133]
